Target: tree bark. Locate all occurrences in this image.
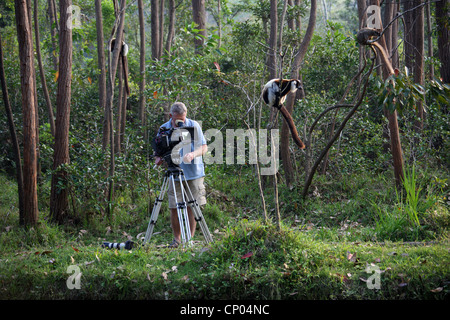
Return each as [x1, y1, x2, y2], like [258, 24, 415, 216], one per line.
[47, 0, 59, 71]
[192, 0, 206, 51]
[159, 0, 165, 58]
[268, 0, 278, 80]
[151, 0, 161, 60]
[137, 0, 146, 127]
[34, 0, 56, 137]
[95, 0, 107, 137]
[426, 1, 434, 79]
[281, 0, 317, 188]
[50, 0, 73, 224]
[105, 0, 127, 217]
[403, 0, 415, 72]
[371, 0, 405, 186]
[165, 0, 176, 56]
[0, 32, 25, 223]
[14, 0, 39, 225]
[436, 0, 450, 83]
[413, 0, 425, 132]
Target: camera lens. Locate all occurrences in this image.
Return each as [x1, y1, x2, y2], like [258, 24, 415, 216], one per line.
[175, 119, 184, 127]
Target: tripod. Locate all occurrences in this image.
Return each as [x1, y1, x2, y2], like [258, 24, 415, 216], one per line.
[144, 165, 213, 247]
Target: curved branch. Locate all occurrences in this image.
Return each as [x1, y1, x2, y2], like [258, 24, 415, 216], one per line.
[309, 53, 368, 135]
[302, 55, 375, 199]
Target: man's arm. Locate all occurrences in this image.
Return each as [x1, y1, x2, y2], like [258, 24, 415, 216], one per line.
[183, 144, 207, 163]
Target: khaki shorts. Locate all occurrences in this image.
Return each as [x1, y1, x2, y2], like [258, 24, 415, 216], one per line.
[167, 177, 206, 209]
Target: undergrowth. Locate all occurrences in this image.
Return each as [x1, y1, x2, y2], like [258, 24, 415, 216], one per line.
[0, 164, 448, 299]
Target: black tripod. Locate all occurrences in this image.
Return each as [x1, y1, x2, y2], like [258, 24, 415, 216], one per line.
[144, 164, 213, 247]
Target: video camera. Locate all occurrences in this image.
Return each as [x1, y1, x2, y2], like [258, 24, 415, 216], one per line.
[152, 120, 195, 168]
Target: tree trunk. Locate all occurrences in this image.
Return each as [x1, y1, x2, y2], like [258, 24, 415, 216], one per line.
[14, 0, 39, 225]
[413, 0, 425, 133]
[26, 0, 41, 181]
[371, 0, 405, 186]
[95, 0, 107, 142]
[50, 0, 73, 224]
[115, 61, 124, 155]
[426, 1, 434, 79]
[0, 32, 25, 223]
[436, 0, 450, 84]
[34, 0, 56, 137]
[137, 0, 146, 128]
[403, 0, 415, 72]
[105, 0, 127, 217]
[165, 0, 176, 55]
[281, 0, 317, 188]
[47, 0, 58, 71]
[120, 79, 127, 148]
[192, 0, 206, 51]
[151, 0, 161, 61]
[268, 0, 278, 80]
[159, 0, 165, 58]
[266, 0, 278, 136]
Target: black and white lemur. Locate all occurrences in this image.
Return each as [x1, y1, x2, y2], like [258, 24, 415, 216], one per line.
[262, 79, 306, 149]
[110, 38, 130, 96]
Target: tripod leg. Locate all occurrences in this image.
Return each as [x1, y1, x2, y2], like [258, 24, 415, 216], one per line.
[182, 177, 213, 244]
[178, 175, 192, 243]
[170, 174, 191, 246]
[144, 176, 169, 244]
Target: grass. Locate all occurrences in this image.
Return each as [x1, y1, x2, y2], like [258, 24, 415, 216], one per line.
[0, 165, 448, 300]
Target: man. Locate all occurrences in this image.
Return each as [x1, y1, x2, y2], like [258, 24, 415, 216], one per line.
[155, 102, 207, 248]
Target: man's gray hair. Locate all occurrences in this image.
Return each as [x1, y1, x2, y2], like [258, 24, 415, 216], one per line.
[170, 102, 187, 115]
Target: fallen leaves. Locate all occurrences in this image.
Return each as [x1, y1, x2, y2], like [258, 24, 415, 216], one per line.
[241, 252, 253, 259]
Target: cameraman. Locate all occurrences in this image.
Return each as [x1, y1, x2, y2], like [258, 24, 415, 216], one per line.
[155, 102, 207, 248]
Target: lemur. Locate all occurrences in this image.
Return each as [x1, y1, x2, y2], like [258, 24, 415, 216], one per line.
[262, 79, 306, 149]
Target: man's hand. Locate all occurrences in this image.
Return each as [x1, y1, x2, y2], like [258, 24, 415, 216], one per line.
[183, 152, 195, 163]
[155, 156, 163, 165]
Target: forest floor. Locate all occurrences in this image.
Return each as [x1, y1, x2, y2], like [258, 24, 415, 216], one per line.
[0, 167, 448, 304]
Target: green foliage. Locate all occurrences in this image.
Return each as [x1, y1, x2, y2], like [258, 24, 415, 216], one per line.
[302, 22, 359, 100]
[0, 0, 449, 301]
[376, 68, 426, 115]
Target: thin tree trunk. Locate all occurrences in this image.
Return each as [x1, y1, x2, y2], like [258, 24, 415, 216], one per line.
[47, 0, 58, 71]
[137, 0, 146, 129]
[115, 61, 124, 155]
[436, 0, 449, 83]
[192, 0, 206, 51]
[95, 0, 107, 142]
[281, 0, 317, 188]
[0, 32, 25, 223]
[151, 0, 161, 61]
[413, 0, 425, 133]
[371, 0, 405, 186]
[15, 0, 39, 225]
[120, 79, 127, 147]
[50, 0, 73, 224]
[267, 0, 278, 132]
[165, 0, 175, 55]
[105, 0, 127, 217]
[403, 0, 415, 72]
[34, 0, 55, 137]
[26, 0, 40, 181]
[159, 0, 165, 58]
[217, 0, 222, 47]
[426, 1, 434, 79]
[268, 0, 278, 80]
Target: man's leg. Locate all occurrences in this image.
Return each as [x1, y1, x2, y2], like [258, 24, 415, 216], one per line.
[170, 208, 181, 243]
[171, 207, 196, 242]
[187, 206, 197, 238]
